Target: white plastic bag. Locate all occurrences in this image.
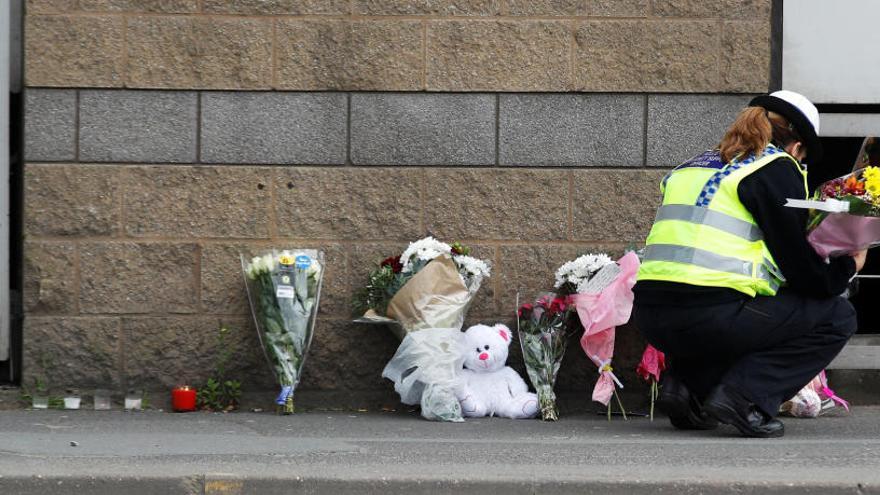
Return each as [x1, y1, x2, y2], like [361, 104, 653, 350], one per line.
[381, 327, 465, 422]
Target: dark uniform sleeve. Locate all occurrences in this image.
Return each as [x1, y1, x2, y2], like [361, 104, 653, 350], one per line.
[737, 157, 856, 298]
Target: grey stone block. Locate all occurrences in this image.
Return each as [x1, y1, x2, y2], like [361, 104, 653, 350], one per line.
[79, 90, 197, 163]
[351, 93, 495, 166]
[646, 94, 753, 167]
[499, 94, 645, 167]
[24, 89, 76, 162]
[201, 92, 347, 164]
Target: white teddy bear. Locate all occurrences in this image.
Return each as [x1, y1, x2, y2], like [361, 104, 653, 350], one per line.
[455, 323, 539, 419]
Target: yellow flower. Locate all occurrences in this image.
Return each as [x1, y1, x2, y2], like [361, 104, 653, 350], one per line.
[865, 166, 880, 197]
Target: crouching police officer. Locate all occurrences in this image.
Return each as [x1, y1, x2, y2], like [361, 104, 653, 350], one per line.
[632, 91, 866, 438]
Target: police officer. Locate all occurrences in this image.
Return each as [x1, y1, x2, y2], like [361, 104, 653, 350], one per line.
[632, 90, 867, 438]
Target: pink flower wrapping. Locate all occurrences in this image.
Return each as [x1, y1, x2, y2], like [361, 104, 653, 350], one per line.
[636, 344, 666, 383]
[569, 251, 640, 406]
[807, 213, 880, 258]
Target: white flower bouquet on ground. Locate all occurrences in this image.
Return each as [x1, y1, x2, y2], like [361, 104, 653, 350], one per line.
[242, 249, 324, 414]
[353, 236, 491, 422]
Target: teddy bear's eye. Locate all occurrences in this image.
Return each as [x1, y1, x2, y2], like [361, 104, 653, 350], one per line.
[475, 347, 481, 353]
[484, 345, 490, 350]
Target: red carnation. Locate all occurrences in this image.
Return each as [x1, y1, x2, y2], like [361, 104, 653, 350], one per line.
[548, 297, 567, 314]
[517, 303, 534, 319]
[380, 255, 403, 273]
[537, 294, 552, 309]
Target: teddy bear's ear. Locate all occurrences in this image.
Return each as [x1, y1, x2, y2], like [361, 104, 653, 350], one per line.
[494, 324, 510, 343]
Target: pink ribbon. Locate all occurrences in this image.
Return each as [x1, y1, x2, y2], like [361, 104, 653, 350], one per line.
[817, 370, 850, 412]
[821, 386, 850, 411]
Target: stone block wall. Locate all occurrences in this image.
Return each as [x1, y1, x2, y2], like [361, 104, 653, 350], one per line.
[25, 0, 771, 92]
[21, 0, 773, 406]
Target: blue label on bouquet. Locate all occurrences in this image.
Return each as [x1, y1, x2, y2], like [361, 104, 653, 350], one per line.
[295, 255, 311, 269]
[275, 386, 293, 405]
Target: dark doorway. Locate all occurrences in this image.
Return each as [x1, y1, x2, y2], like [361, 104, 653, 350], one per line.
[0, 2, 22, 384]
[810, 136, 879, 334]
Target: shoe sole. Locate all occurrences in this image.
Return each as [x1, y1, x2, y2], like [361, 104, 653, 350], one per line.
[704, 399, 784, 438]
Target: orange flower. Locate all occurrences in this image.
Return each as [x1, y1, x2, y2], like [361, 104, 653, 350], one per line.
[844, 175, 866, 195]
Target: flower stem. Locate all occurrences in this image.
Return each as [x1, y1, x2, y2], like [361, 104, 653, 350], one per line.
[613, 387, 627, 421]
[538, 385, 558, 421]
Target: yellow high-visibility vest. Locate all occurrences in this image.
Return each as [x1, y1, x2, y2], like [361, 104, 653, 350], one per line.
[637, 145, 808, 297]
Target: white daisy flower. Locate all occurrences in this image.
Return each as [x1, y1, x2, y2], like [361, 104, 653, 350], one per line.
[554, 253, 614, 289]
[454, 254, 491, 281]
[400, 236, 452, 273]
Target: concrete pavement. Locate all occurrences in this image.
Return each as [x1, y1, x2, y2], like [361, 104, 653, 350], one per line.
[0, 408, 879, 494]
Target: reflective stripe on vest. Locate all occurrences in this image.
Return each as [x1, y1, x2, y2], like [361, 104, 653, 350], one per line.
[654, 204, 763, 242]
[643, 244, 753, 277]
[642, 244, 783, 292]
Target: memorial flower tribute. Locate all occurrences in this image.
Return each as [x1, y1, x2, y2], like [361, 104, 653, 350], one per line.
[636, 344, 666, 421]
[561, 251, 640, 420]
[242, 249, 324, 414]
[354, 237, 491, 422]
[354, 237, 490, 339]
[787, 166, 880, 258]
[516, 293, 573, 421]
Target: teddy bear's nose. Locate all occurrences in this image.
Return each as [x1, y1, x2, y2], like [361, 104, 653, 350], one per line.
[478, 352, 489, 361]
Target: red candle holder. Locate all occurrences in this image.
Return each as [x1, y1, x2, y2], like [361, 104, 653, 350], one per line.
[172, 386, 197, 412]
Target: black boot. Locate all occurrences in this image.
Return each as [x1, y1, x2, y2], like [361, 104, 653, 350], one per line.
[657, 374, 718, 430]
[704, 384, 785, 438]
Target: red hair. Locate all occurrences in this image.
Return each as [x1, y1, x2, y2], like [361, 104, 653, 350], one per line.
[718, 108, 803, 163]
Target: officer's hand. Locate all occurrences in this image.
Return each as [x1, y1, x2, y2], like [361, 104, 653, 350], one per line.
[852, 250, 868, 272]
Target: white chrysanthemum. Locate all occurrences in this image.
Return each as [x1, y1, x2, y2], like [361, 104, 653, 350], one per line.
[400, 236, 452, 273]
[554, 253, 614, 289]
[248, 251, 324, 279]
[262, 253, 275, 271]
[454, 254, 491, 280]
[246, 256, 264, 278]
[306, 258, 322, 278]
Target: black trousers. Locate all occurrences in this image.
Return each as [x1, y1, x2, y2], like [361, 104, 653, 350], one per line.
[632, 289, 857, 417]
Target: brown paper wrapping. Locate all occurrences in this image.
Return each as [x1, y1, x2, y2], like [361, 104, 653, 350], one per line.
[385, 255, 471, 339]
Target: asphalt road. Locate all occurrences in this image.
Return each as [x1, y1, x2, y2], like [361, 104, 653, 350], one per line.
[0, 408, 879, 494]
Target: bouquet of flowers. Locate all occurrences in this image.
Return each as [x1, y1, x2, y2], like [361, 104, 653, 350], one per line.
[636, 344, 666, 421]
[559, 251, 640, 420]
[780, 370, 849, 418]
[354, 236, 491, 422]
[786, 166, 880, 258]
[354, 237, 490, 339]
[242, 249, 324, 414]
[516, 293, 572, 421]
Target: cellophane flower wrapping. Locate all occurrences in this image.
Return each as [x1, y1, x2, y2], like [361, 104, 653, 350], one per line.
[780, 385, 823, 418]
[241, 249, 324, 414]
[381, 327, 465, 422]
[558, 252, 639, 407]
[354, 237, 491, 422]
[517, 293, 572, 421]
[791, 167, 880, 258]
[780, 370, 849, 418]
